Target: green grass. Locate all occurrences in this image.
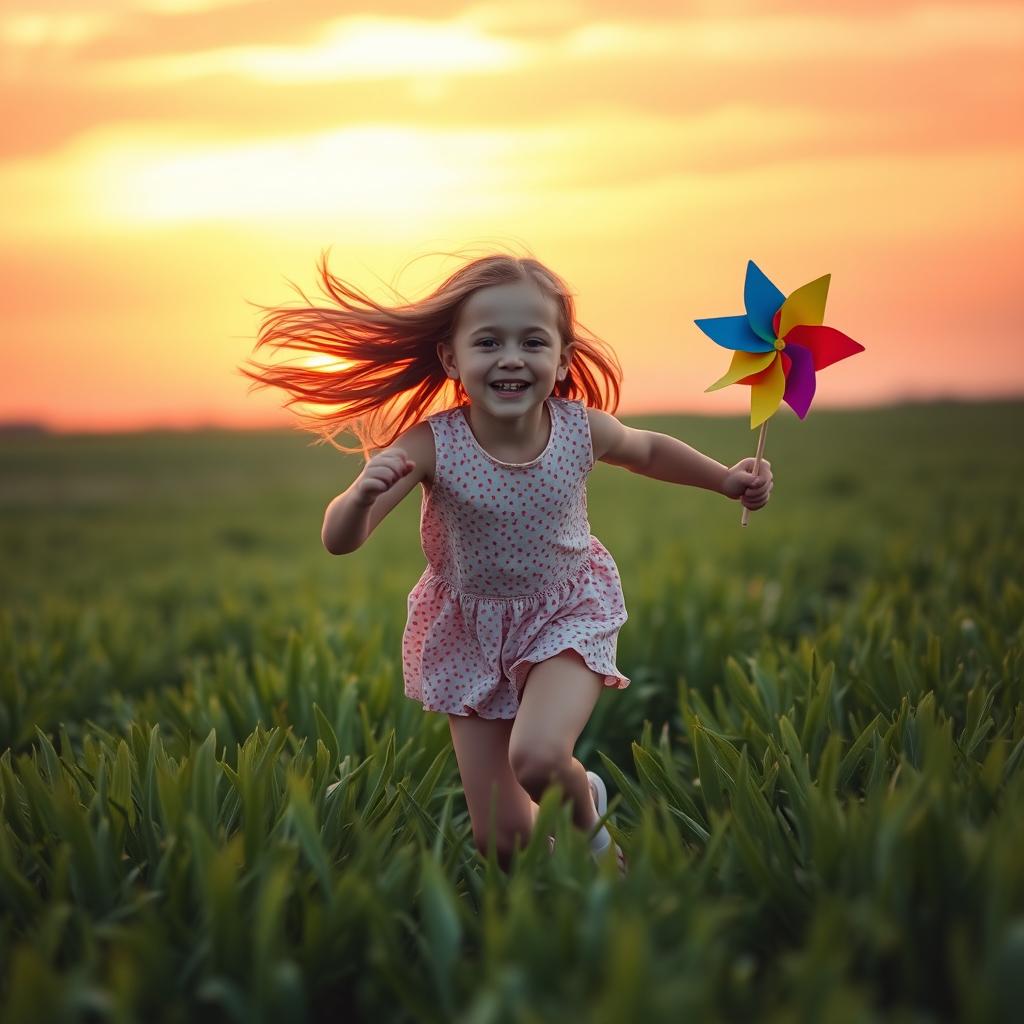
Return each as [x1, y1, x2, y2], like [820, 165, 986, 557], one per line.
[1, 399, 1022, 1023]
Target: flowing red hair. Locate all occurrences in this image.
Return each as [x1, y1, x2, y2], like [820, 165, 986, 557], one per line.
[238, 246, 623, 457]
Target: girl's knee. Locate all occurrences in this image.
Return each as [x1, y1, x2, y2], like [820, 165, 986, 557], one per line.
[508, 747, 570, 795]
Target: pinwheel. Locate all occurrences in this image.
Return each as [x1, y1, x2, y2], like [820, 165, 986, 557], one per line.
[694, 260, 865, 525]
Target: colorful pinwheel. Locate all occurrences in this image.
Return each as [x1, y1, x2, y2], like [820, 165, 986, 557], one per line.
[694, 260, 865, 524]
[695, 260, 864, 428]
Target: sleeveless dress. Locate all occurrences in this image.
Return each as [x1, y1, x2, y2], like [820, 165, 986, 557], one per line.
[401, 395, 630, 719]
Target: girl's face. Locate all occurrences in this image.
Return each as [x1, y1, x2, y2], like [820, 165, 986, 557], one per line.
[439, 280, 573, 413]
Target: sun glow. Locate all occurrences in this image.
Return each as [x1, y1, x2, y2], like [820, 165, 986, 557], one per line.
[300, 354, 354, 372]
[73, 123, 502, 234]
[2, 1, 1022, 432]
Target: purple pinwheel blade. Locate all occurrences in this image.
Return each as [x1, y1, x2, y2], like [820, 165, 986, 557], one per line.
[781, 341, 816, 418]
[693, 315, 774, 353]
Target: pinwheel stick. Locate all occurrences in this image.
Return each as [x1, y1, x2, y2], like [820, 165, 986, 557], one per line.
[740, 421, 768, 527]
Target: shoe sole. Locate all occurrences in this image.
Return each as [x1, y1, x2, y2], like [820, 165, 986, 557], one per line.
[586, 770, 608, 820]
[586, 770, 627, 876]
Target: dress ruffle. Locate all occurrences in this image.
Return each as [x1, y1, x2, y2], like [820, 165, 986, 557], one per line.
[402, 536, 630, 720]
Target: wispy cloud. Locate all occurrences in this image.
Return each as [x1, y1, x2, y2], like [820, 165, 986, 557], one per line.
[5, 101, 1020, 243]
[32, 5, 1014, 89]
[0, 104, 890, 237]
[89, 14, 533, 84]
[3, 4, 1020, 166]
[560, 5, 1024, 62]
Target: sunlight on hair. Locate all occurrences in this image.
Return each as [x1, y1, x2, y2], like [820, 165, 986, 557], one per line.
[283, 353, 374, 427]
[298, 354, 355, 372]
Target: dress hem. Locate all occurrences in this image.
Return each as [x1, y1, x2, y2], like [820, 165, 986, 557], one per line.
[406, 643, 630, 719]
[507, 644, 631, 700]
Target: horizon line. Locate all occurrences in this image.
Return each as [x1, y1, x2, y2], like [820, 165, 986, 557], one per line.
[2, 392, 1022, 438]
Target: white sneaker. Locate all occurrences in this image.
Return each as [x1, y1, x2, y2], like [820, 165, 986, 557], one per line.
[586, 770, 627, 876]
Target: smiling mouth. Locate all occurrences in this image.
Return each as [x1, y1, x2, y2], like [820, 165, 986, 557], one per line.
[491, 382, 529, 392]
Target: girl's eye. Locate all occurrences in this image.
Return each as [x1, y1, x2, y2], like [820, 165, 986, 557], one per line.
[477, 338, 545, 347]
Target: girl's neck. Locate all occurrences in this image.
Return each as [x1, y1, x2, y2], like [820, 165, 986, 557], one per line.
[464, 398, 552, 463]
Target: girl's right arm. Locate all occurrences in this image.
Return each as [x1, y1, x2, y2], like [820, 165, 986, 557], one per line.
[321, 421, 435, 554]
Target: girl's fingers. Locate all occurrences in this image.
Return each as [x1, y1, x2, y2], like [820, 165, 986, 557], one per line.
[370, 450, 411, 470]
[364, 463, 406, 488]
[742, 485, 771, 507]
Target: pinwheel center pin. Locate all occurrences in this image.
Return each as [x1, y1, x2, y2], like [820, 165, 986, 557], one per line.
[774, 339, 786, 351]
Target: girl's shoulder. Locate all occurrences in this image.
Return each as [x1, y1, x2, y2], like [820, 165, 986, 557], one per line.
[583, 405, 612, 462]
[550, 394, 582, 409]
[553, 394, 593, 423]
[549, 396, 600, 465]
[549, 394, 587, 422]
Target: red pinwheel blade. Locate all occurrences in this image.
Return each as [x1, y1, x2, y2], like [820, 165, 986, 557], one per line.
[784, 325, 864, 371]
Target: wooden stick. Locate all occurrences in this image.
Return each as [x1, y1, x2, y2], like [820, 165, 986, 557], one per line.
[740, 420, 768, 527]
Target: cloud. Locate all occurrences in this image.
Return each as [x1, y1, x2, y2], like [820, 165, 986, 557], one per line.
[2, 3, 1021, 231]
[83, 6, 1024, 86]
[89, 14, 533, 84]
[560, 5, 1024, 62]
[4, 101, 1020, 243]
[3, 4, 1020, 165]
[6, 4, 1023, 77]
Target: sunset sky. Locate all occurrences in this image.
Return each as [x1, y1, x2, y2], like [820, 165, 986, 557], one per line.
[2, 0, 1022, 433]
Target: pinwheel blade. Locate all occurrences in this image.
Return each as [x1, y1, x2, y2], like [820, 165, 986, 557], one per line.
[778, 274, 830, 339]
[750, 357, 786, 427]
[781, 341, 816, 418]
[694, 315, 774, 353]
[739, 350, 790, 384]
[705, 350, 776, 392]
[744, 260, 786, 343]
[784, 324, 865, 371]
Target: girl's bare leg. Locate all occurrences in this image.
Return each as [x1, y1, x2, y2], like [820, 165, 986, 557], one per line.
[448, 712, 553, 872]
[508, 649, 604, 834]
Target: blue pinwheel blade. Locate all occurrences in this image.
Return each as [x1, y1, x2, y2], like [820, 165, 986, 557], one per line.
[744, 260, 785, 343]
[693, 315, 774, 353]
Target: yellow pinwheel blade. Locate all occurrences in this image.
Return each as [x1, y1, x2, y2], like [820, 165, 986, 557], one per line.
[778, 274, 830, 339]
[750, 356, 786, 427]
[705, 350, 776, 392]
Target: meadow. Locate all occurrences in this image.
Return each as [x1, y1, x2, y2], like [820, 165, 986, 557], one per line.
[1, 399, 1022, 1023]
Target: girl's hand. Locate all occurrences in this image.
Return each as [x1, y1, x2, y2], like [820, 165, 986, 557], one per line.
[352, 448, 415, 507]
[723, 458, 773, 511]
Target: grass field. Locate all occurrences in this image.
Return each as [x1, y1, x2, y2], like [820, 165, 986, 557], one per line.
[1, 400, 1022, 1022]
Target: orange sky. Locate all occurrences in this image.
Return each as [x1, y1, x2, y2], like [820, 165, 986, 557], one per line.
[2, 0, 1023, 433]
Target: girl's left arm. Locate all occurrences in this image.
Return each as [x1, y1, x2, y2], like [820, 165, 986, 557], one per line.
[587, 408, 772, 503]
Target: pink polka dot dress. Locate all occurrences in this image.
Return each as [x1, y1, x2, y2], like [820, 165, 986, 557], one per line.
[401, 395, 631, 719]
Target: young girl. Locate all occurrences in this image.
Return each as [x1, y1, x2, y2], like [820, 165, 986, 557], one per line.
[242, 249, 773, 876]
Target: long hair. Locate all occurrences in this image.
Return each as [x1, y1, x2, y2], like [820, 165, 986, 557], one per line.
[238, 246, 623, 457]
